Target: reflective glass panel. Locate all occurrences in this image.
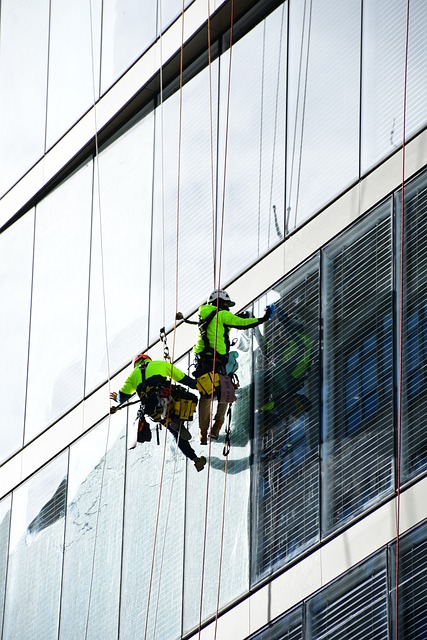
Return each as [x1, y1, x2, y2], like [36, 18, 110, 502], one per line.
[101, 0, 192, 93]
[0, 495, 11, 636]
[120, 383, 186, 640]
[361, 0, 427, 173]
[2, 453, 67, 640]
[59, 416, 126, 639]
[0, 212, 34, 463]
[25, 162, 92, 442]
[217, 5, 286, 284]
[400, 172, 427, 481]
[149, 63, 218, 342]
[287, 0, 360, 229]
[322, 202, 394, 534]
[183, 343, 252, 631]
[46, 0, 102, 148]
[253, 258, 320, 582]
[0, 0, 49, 195]
[85, 113, 154, 393]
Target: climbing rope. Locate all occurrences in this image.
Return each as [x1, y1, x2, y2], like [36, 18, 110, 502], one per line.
[395, 2, 411, 638]
[84, 1, 115, 638]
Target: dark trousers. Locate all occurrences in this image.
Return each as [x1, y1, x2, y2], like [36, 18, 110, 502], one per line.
[168, 428, 197, 461]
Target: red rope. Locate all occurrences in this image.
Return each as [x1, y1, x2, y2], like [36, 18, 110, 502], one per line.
[395, 2, 411, 638]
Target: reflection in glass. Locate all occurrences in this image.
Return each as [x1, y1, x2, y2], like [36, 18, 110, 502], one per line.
[0, 0, 49, 195]
[24, 162, 92, 443]
[183, 344, 252, 631]
[0, 213, 34, 463]
[218, 5, 286, 285]
[85, 113, 154, 393]
[2, 453, 67, 640]
[46, 0, 102, 149]
[253, 259, 320, 582]
[60, 416, 126, 639]
[287, 0, 360, 229]
[322, 204, 394, 533]
[149, 63, 218, 342]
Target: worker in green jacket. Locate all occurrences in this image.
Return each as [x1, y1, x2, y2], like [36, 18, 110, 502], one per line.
[110, 353, 206, 472]
[193, 289, 275, 444]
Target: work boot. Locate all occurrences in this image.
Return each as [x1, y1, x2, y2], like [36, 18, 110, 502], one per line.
[194, 456, 207, 472]
[199, 429, 208, 445]
[210, 422, 223, 441]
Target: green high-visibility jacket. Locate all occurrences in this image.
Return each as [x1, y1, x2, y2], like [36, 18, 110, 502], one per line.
[117, 360, 193, 403]
[194, 304, 263, 357]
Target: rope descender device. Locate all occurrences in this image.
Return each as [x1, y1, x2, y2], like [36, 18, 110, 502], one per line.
[159, 326, 171, 362]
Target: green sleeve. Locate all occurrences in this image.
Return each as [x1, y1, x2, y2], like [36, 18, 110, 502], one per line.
[220, 309, 262, 328]
[120, 368, 142, 395]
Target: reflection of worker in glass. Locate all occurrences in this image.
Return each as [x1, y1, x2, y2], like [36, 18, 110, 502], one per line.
[257, 309, 312, 433]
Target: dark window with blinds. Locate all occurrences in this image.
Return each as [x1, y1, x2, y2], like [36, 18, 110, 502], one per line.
[393, 521, 427, 639]
[322, 202, 394, 533]
[307, 553, 388, 640]
[252, 256, 320, 583]
[401, 174, 427, 481]
[248, 606, 303, 640]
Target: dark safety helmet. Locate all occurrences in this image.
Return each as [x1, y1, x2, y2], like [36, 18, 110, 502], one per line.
[207, 289, 235, 307]
[133, 353, 152, 367]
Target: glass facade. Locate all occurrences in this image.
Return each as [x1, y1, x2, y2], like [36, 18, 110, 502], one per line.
[1, 0, 427, 638]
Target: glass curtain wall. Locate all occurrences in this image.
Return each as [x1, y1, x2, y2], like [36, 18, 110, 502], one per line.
[400, 172, 427, 482]
[85, 110, 155, 393]
[149, 61, 218, 342]
[0, 213, 34, 463]
[183, 338, 252, 631]
[322, 201, 394, 534]
[361, 0, 427, 173]
[2, 453, 68, 640]
[45, 0, 102, 149]
[252, 257, 320, 582]
[0, 496, 11, 638]
[59, 416, 126, 640]
[0, 0, 49, 196]
[24, 162, 93, 443]
[218, 4, 287, 285]
[286, 0, 360, 229]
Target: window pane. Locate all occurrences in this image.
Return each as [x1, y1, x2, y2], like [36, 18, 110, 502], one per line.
[0, 213, 34, 463]
[287, 0, 360, 229]
[3, 453, 67, 639]
[361, 0, 427, 173]
[391, 522, 427, 639]
[401, 173, 427, 481]
[120, 396, 186, 639]
[306, 552, 388, 639]
[322, 202, 394, 534]
[149, 62, 217, 342]
[59, 417, 126, 639]
[86, 113, 154, 392]
[253, 257, 320, 582]
[218, 4, 286, 284]
[46, 0, 102, 148]
[25, 163, 92, 442]
[0, 0, 49, 195]
[183, 342, 252, 630]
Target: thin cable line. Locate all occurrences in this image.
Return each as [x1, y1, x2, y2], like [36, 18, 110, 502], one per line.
[395, 2, 411, 638]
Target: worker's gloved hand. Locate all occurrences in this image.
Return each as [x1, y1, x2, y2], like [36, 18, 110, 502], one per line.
[176, 311, 184, 321]
[110, 405, 118, 414]
[110, 391, 118, 402]
[262, 304, 276, 322]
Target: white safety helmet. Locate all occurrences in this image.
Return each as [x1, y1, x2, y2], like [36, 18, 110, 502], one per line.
[207, 289, 235, 307]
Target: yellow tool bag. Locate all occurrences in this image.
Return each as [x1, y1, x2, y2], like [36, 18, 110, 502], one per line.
[196, 371, 220, 396]
[171, 388, 198, 421]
